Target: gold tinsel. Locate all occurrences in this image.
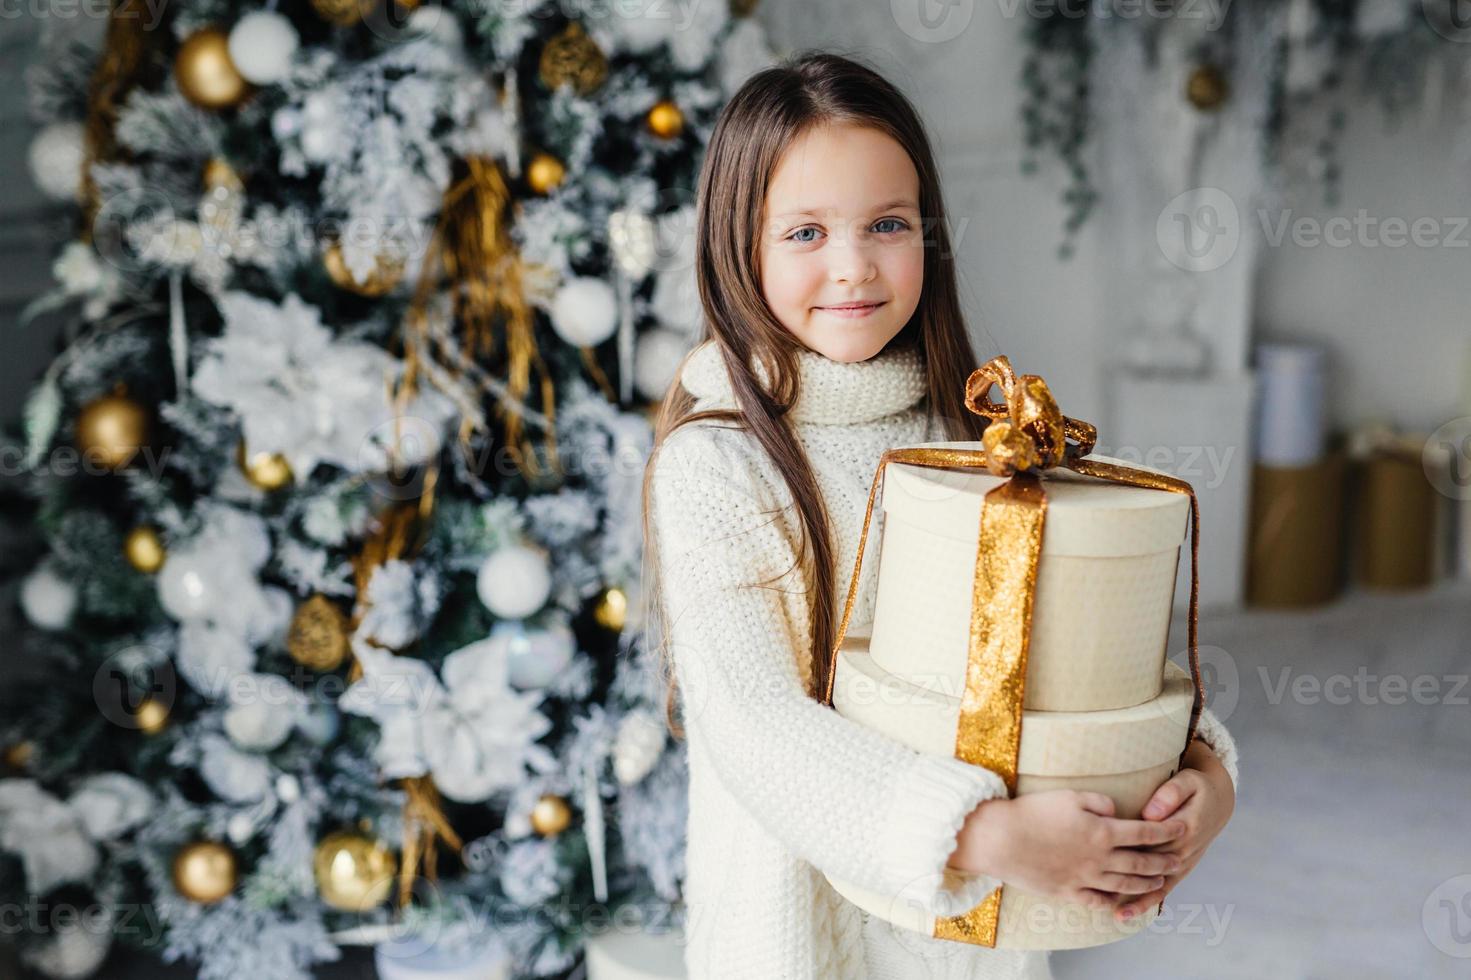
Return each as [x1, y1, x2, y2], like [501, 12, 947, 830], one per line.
[173, 841, 238, 904]
[313, 830, 397, 911]
[76, 387, 148, 471]
[82, 0, 153, 241]
[397, 776, 463, 906]
[324, 241, 406, 297]
[2, 742, 34, 772]
[201, 157, 243, 193]
[237, 441, 293, 490]
[311, 0, 366, 27]
[124, 525, 166, 573]
[287, 594, 350, 671]
[539, 22, 607, 95]
[175, 28, 251, 110]
[398, 156, 560, 481]
[646, 100, 685, 139]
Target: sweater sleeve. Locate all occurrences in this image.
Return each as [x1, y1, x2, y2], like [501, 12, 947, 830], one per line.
[1189, 705, 1240, 793]
[649, 425, 1009, 919]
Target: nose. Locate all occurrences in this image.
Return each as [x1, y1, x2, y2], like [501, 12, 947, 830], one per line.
[829, 224, 877, 285]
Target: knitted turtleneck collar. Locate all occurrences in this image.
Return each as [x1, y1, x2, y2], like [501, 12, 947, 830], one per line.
[679, 339, 927, 425]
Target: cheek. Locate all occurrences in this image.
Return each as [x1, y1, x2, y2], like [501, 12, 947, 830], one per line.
[761, 251, 819, 314]
[884, 243, 925, 303]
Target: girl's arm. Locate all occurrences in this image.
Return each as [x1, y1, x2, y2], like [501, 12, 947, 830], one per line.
[1189, 706, 1240, 792]
[650, 425, 1008, 917]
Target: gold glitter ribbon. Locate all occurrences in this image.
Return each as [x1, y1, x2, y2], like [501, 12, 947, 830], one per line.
[819, 355, 1204, 947]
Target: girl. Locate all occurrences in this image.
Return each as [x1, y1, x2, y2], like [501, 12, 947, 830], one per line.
[640, 52, 1239, 980]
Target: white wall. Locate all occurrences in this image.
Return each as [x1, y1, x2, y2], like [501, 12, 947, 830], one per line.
[755, 2, 1470, 437]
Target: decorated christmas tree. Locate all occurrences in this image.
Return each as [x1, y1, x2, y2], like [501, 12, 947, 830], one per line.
[4, 2, 774, 977]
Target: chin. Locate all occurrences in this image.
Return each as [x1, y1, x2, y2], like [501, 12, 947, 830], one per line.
[805, 327, 897, 364]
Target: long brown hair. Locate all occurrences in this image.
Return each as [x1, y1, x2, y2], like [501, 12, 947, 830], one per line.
[639, 51, 990, 739]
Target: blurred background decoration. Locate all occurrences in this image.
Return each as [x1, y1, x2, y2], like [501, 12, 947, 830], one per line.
[2, 0, 1470, 979]
[1, 1, 778, 978]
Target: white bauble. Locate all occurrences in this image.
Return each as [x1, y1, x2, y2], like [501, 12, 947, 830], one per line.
[299, 125, 338, 162]
[549, 277, 618, 347]
[157, 552, 217, 621]
[226, 811, 255, 845]
[271, 106, 302, 140]
[407, 5, 462, 48]
[475, 546, 552, 619]
[228, 12, 299, 85]
[27, 122, 85, 202]
[20, 564, 77, 631]
[67, 773, 155, 840]
[223, 676, 299, 751]
[613, 709, 667, 786]
[20, 915, 112, 980]
[634, 327, 692, 401]
[222, 701, 287, 752]
[296, 704, 340, 744]
[607, 6, 672, 54]
[490, 619, 577, 690]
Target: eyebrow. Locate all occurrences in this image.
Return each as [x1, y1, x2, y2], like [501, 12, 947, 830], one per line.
[775, 199, 920, 218]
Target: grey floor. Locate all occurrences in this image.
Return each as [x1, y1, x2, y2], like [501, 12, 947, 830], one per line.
[1053, 581, 1471, 980]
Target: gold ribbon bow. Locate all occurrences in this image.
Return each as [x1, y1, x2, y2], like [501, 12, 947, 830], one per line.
[820, 355, 1204, 947]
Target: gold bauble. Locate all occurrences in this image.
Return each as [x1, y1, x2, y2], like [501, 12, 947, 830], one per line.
[76, 389, 149, 471]
[287, 594, 350, 671]
[124, 526, 166, 574]
[646, 100, 685, 140]
[593, 586, 627, 632]
[539, 22, 608, 96]
[2, 742, 34, 772]
[311, 0, 366, 26]
[135, 696, 170, 735]
[530, 793, 573, 837]
[313, 831, 397, 912]
[1186, 65, 1229, 111]
[201, 157, 243, 193]
[323, 241, 405, 297]
[172, 841, 238, 904]
[237, 441, 294, 491]
[175, 28, 250, 110]
[526, 153, 567, 195]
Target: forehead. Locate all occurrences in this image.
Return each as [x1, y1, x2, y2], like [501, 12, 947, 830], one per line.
[765, 123, 919, 217]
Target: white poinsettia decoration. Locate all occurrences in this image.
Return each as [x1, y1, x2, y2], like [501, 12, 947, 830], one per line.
[340, 640, 555, 803]
[0, 774, 154, 894]
[193, 291, 454, 482]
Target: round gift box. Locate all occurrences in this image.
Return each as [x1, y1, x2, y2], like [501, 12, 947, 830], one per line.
[826, 635, 1194, 950]
[584, 926, 687, 980]
[868, 444, 1190, 712]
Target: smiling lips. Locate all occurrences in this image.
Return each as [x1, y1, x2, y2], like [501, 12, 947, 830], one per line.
[816, 301, 886, 318]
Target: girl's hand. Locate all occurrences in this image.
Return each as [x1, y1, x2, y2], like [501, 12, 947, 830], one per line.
[948, 789, 1188, 915]
[1112, 738, 1236, 922]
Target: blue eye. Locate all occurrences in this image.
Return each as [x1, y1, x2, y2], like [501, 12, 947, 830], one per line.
[874, 217, 909, 234]
[788, 226, 822, 243]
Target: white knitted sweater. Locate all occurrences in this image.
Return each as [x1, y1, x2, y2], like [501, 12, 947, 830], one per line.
[647, 339, 1240, 980]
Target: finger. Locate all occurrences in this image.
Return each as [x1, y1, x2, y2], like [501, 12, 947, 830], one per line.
[1105, 817, 1187, 847]
[1076, 888, 1120, 912]
[1092, 872, 1167, 896]
[1142, 778, 1199, 820]
[1115, 887, 1166, 921]
[1078, 791, 1116, 818]
[1103, 850, 1183, 878]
